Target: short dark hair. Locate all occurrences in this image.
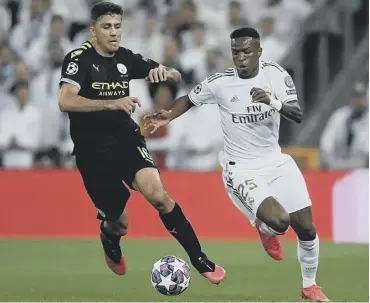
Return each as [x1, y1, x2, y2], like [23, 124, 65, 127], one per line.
[90, 2, 123, 23]
[230, 27, 260, 40]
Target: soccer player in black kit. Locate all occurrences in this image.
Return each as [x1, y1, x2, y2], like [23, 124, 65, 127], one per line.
[58, 2, 226, 284]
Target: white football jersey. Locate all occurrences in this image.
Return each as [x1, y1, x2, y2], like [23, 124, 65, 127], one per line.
[188, 60, 298, 169]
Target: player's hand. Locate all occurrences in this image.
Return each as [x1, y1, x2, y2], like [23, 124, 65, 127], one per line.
[113, 97, 141, 114]
[146, 64, 167, 83]
[250, 87, 271, 105]
[143, 109, 171, 134]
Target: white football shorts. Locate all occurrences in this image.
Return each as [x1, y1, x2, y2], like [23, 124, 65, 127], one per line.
[221, 155, 312, 224]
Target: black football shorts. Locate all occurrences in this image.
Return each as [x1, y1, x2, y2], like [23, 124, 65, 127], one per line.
[75, 133, 156, 221]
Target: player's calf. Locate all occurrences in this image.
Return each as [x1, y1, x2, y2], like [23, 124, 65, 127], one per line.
[133, 167, 226, 284]
[290, 206, 317, 242]
[132, 168, 174, 213]
[290, 207, 321, 290]
[256, 197, 289, 260]
[142, 185, 174, 214]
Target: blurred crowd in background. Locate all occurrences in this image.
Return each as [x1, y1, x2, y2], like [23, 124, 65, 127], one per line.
[0, 0, 368, 171]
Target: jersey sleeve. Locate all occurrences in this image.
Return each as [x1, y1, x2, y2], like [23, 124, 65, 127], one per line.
[59, 51, 87, 91]
[270, 66, 298, 103]
[188, 79, 216, 107]
[127, 49, 160, 79]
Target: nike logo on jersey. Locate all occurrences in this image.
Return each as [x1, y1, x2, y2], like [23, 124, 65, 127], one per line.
[93, 64, 99, 72]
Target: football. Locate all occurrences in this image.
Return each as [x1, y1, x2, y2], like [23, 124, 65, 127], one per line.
[151, 256, 191, 296]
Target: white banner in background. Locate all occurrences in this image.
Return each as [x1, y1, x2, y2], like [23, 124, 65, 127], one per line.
[333, 169, 369, 244]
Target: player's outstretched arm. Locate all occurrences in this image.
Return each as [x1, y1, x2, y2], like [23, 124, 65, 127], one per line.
[251, 87, 303, 123]
[143, 94, 194, 134]
[168, 94, 195, 120]
[59, 83, 141, 113]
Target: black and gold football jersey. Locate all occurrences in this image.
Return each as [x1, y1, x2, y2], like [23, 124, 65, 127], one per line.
[59, 41, 159, 152]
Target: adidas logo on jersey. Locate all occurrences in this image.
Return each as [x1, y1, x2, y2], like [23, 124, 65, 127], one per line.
[230, 96, 240, 102]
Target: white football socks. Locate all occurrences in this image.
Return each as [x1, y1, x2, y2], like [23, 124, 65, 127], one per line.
[298, 234, 319, 288]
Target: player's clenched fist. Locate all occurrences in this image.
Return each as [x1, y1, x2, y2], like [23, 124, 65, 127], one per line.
[146, 64, 182, 83]
[147, 64, 167, 83]
[143, 109, 172, 134]
[250, 87, 271, 105]
[113, 97, 141, 113]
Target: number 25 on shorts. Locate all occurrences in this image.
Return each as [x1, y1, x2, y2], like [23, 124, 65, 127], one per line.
[137, 146, 154, 163]
[237, 179, 258, 203]
[245, 179, 258, 190]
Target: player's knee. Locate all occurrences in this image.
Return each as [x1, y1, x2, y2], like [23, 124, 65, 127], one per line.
[269, 212, 290, 234]
[152, 194, 174, 214]
[297, 226, 317, 241]
[259, 197, 290, 234]
[142, 184, 165, 202]
[144, 184, 173, 213]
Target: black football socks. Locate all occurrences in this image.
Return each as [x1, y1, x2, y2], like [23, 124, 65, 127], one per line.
[100, 221, 122, 263]
[159, 203, 215, 273]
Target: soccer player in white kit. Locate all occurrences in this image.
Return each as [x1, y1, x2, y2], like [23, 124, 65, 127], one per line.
[144, 27, 329, 302]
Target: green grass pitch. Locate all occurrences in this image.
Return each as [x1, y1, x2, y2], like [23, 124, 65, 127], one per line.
[0, 240, 368, 302]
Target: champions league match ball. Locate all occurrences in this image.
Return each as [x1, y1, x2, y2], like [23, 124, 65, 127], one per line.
[151, 256, 191, 296]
